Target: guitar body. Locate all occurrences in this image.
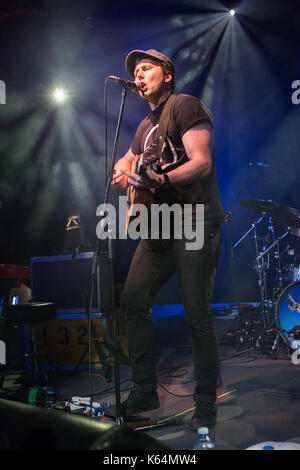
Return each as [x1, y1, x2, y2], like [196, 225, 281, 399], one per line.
[122, 94, 178, 235]
[126, 155, 155, 234]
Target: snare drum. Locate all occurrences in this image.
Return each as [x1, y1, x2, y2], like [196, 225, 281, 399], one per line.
[276, 280, 300, 349]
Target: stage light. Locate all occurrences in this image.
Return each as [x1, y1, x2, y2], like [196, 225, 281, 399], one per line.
[229, 9, 235, 16]
[52, 87, 68, 104]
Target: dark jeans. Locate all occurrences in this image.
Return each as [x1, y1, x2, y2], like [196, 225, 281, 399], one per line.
[121, 225, 222, 403]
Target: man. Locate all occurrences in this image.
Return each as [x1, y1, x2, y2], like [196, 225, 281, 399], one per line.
[111, 49, 224, 430]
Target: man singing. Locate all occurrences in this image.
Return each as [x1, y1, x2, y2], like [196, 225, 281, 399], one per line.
[110, 49, 224, 431]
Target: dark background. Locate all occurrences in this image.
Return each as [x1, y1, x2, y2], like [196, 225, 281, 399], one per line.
[0, 0, 299, 303]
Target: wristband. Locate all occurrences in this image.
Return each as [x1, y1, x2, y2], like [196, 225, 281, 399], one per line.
[161, 173, 170, 186]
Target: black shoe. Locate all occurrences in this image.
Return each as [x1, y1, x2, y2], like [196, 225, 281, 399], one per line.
[190, 402, 217, 431]
[105, 390, 160, 418]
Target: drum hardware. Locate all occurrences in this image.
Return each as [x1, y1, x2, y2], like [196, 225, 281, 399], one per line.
[293, 265, 300, 281]
[271, 330, 282, 356]
[232, 212, 271, 348]
[278, 231, 300, 287]
[271, 204, 300, 239]
[240, 200, 300, 237]
[257, 215, 300, 350]
[235, 211, 280, 329]
[233, 200, 300, 355]
[233, 213, 265, 250]
[238, 318, 264, 349]
[240, 199, 281, 216]
[217, 304, 260, 348]
[225, 198, 300, 357]
[257, 327, 290, 359]
[256, 229, 289, 303]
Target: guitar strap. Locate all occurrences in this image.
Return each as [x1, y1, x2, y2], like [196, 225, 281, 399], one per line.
[152, 93, 178, 160]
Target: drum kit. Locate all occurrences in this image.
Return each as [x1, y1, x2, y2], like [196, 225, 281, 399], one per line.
[234, 199, 300, 354]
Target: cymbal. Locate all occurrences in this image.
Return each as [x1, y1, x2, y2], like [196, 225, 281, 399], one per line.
[240, 199, 280, 216]
[273, 205, 300, 237]
[241, 199, 300, 237]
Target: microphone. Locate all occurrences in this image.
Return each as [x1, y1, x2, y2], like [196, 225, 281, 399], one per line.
[108, 75, 141, 92]
[249, 162, 270, 168]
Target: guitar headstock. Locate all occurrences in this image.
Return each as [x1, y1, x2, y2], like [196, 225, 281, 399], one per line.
[140, 136, 164, 169]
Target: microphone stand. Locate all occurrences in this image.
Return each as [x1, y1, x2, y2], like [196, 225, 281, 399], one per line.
[91, 84, 129, 425]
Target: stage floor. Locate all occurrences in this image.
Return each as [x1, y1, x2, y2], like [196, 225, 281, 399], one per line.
[1, 312, 300, 451]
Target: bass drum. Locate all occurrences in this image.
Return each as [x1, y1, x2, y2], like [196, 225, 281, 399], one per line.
[276, 280, 300, 341]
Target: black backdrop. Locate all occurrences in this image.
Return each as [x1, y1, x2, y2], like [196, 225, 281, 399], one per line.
[0, 0, 300, 302]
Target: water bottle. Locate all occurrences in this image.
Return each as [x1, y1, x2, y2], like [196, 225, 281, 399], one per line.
[193, 427, 215, 450]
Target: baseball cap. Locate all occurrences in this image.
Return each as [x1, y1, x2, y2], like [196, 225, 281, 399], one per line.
[125, 49, 174, 77]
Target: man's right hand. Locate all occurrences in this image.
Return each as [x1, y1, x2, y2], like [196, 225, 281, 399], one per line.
[112, 149, 135, 188]
[112, 167, 128, 188]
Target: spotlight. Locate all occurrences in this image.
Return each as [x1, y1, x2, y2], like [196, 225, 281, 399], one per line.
[52, 87, 68, 104]
[229, 9, 235, 15]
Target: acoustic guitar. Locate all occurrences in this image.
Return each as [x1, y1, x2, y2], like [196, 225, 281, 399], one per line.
[125, 142, 163, 234]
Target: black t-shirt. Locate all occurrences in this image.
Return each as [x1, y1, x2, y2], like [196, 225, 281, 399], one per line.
[130, 93, 224, 225]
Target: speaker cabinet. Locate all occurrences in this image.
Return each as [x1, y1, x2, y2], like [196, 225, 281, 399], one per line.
[31, 252, 113, 314]
[0, 398, 169, 450]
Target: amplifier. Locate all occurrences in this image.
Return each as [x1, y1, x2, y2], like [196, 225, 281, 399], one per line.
[31, 252, 113, 315]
